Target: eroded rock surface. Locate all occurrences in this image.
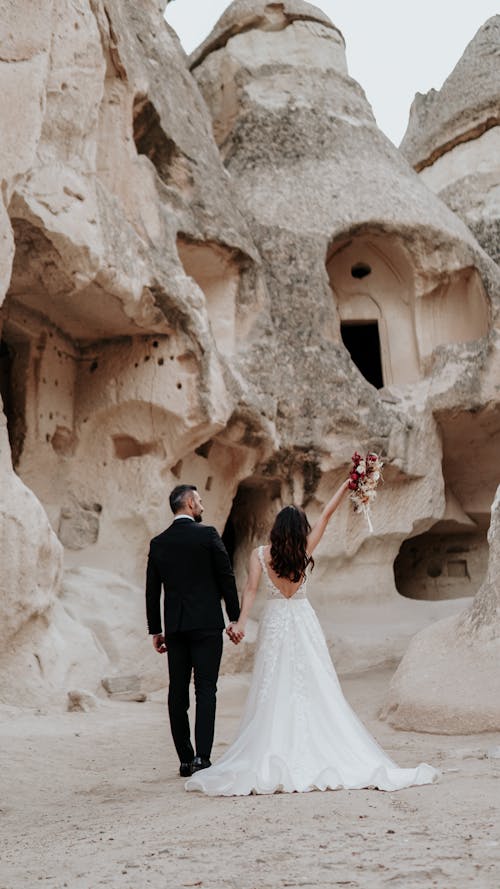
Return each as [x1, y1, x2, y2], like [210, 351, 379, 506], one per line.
[382, 484, 500, 732]
[0, 412, 62, 648]
[191, 0, 500, 618]
[401, 16, 500, 264]
[1, 1, 500, 719]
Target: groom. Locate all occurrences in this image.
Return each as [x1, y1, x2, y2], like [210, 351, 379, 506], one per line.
[146, 484, 240, 777]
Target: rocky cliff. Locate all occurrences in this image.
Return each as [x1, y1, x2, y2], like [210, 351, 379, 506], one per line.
[1, 1, 499, 725]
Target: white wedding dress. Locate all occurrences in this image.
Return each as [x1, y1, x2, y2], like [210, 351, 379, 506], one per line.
[185, 546, 438, 796]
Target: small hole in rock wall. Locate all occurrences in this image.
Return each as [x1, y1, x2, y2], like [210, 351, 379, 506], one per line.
[351, 262, 371, 279]
[171, 459, 183, 478]
[195, 440, 213, 459]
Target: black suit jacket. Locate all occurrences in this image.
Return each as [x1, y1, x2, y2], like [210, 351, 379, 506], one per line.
[145, 518, 240, 635]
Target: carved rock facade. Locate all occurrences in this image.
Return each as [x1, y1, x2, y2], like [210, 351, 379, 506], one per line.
[0, 1, 499, 723]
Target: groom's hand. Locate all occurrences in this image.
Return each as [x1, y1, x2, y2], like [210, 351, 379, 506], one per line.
[226, 622, 245, 644]
[152, 633, 167, 653]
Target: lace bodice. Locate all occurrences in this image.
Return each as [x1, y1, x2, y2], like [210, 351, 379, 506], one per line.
[258, 545, 308, 600]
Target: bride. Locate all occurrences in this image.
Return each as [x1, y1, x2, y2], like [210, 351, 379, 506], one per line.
[186, 480, 438, 796]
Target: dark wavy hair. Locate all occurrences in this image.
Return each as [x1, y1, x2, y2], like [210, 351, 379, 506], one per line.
[270, 505, 314, 582]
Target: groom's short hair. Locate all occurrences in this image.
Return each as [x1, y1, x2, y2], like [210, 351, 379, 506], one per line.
[169, 484, 198, 515]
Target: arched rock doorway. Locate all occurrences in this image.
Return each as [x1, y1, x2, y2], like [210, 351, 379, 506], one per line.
[222, 476, 282, 614]
[327, 231, 489, 389]
[328, 233, 419, 387]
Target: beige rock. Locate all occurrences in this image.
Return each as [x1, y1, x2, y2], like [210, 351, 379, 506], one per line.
[101, 674, 148, 701]
[381, 483, 500, 732]
[1, 0, 500, 728]
[0, 0, 262, 603]
[0, 411, 62, 648]
[401, 16, 500, 172]
[67, 689, 100, 712]
[192, 0, 500, 612]
[0, 566, 167, 707]
[401, 16, 500, 265]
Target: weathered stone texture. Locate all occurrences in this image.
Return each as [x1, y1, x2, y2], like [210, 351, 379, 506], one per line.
[382, 483, 500, 732]
[0, 412, 63, 647]
[0, 1, 500, 720]
[401, 17, 500, 266]
[401, 17, 500, 171]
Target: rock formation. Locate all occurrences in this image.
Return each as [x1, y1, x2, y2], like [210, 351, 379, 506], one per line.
[382, 483, 500, 732]
[190, 0, 500, 620]
[401, 16, 500, 264]
[0, 0, 262, 703]
[1, 0, 500, 719]
[382, 14, 500, 732]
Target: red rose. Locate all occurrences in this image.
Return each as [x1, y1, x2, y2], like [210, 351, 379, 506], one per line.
[348, 480, 358, 490]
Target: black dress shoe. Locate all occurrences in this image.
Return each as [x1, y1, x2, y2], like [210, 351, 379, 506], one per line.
[179, 761, 193, 777]
[192, 756, 211, 772]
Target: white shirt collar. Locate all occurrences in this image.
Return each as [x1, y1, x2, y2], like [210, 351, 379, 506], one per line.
[173, 514, 194, 521]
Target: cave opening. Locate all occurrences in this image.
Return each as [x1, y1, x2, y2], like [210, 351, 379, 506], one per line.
[221, 477, 282, 578]
[394, 528, 488, 601]
[340, 320, 384, 389]
[133, 94, 178, 185]
[0, 332, 29, 467]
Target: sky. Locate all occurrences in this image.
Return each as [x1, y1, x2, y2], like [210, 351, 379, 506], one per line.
[164, 0, 499, 145]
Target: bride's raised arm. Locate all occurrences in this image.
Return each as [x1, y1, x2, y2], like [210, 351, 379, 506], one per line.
[226, 547, 262, 643]
[307, 478, 350, 556]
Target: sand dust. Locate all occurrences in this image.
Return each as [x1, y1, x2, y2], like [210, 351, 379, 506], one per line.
[1, 668, 499, 889]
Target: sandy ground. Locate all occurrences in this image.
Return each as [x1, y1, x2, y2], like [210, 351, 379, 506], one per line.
[1, 668, 500, 889]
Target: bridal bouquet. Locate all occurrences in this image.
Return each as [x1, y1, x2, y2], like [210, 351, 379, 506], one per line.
[348, 451, 383, 533]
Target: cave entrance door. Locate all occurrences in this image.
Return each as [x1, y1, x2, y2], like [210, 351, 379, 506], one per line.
[0, 333, 29, 466]
[340, 320, 384, 389]
[221, 478, 281, 576]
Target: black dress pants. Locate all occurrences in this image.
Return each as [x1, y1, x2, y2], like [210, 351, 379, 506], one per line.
[166, 628, 223, 763]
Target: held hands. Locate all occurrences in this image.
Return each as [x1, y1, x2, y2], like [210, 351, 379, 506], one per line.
[226, 621, 245, 645]
[152, 633, 167, 654]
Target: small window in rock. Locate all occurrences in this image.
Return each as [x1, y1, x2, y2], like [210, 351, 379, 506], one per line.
[340, 321, 384, 389]
[351, 262, 371, 279]
[447, 559, 468, 578]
